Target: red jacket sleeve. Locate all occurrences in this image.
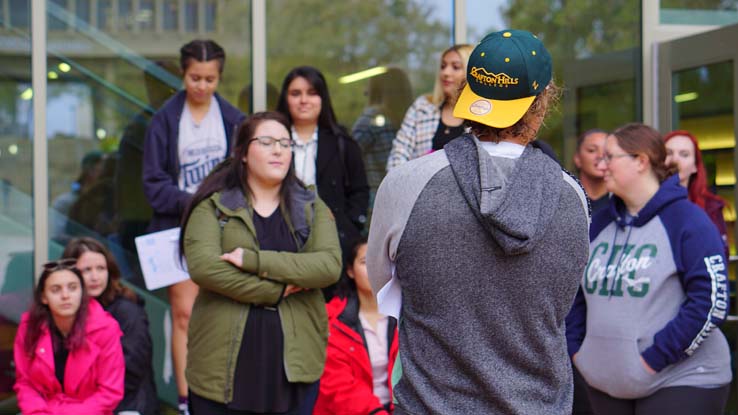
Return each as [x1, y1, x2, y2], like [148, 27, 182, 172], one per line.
[13, 322, 52, 415]
[315, 340, 388, 414]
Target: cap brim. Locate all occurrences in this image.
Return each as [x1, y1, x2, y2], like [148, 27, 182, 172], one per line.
[453, 84, 536, 129]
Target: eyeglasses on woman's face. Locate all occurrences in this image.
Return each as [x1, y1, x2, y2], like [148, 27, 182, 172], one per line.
[250, 136, 294, 149]
[596, 152, 636, 165]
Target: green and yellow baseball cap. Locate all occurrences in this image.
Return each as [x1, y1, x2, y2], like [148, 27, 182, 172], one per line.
[454, 29, 552, 128]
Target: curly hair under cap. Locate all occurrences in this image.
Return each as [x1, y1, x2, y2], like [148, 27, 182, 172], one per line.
[467, 81, 561, 145]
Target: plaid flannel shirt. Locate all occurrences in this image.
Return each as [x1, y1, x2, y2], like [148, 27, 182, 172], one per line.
[386, 95, 441, 171]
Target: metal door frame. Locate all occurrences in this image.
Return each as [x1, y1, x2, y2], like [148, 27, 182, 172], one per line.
[655, 23, 738, 262]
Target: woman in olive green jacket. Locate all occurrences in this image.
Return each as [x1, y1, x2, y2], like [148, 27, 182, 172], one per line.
[179, 111, 342, 414]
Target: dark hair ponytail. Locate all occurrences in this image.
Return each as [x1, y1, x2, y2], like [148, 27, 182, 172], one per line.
[180, 39, 226, 74]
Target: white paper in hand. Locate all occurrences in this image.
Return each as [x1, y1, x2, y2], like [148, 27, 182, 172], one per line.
[377, 265, 401, 320]
[135, 227, 190, 290]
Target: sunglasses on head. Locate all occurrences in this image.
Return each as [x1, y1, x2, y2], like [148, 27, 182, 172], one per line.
[43, 258, 78, 272]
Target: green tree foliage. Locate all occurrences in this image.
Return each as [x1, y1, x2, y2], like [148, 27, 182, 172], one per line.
[266, 0, 450, 126]
[503, 0, 641, 157]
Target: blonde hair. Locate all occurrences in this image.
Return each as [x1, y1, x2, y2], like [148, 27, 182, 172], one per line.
[430, 44, 474, 106]
[468, 80, 562, 145]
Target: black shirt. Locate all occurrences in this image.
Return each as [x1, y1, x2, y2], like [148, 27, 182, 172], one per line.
[432, 120, 465, 151]
[228, 207, 310, 412]
[51, 326, 69, 391]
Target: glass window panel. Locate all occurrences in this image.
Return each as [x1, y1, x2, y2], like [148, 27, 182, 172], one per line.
[466, 0, 641, 165]
[163, 0, 179, 30]
[661, 0, 738, 26]
[9, 0, 30, 28]
[185, 0, 198, 32]
[672, 62, 735, 256]
[76, 0, 91, 25]
[49, 0, 68, 31]
[97, 0, 113, 31]
[0, 6, 33, 410]
[45, 2, 252, 409]
[577, 80, 637, 133]
[205, 0, 217, 32]
[138, 0, 156, 31]
[118, 0, 134, 31]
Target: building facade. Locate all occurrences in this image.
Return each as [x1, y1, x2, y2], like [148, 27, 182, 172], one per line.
[1, 0, 737, 410]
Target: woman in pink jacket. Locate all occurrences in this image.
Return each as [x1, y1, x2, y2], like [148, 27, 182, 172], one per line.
[13, 259, 125, 414]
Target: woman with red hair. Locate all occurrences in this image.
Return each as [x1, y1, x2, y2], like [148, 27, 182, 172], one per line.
[664, 130, 729, 256]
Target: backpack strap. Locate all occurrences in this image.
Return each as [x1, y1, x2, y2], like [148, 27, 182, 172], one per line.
[214, 207, 229, 229]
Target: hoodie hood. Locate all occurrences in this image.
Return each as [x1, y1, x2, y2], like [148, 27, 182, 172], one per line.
[217, 181, 316, 247]
[444, 134, 563, 255]
[607, 174, 686, 228]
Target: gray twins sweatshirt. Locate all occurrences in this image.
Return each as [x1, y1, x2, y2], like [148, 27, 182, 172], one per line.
[367, 135, 590, 414]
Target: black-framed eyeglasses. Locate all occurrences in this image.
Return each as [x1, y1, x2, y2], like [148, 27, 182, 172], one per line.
[250, 136, 294, 149]
[43, 258, 78, 272]
[597, 153, 637, 165]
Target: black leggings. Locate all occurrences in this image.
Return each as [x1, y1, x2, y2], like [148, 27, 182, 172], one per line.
[189, 382, 319, 415]
[586, 384, 730, 415]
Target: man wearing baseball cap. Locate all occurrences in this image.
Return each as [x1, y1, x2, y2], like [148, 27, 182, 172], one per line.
[367, 30, 590, 414]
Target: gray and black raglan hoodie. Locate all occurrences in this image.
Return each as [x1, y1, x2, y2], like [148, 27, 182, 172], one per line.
[367, 134, 590, 414]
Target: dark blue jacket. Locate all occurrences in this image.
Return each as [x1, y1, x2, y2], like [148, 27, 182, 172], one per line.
[142, 90, 245, 232]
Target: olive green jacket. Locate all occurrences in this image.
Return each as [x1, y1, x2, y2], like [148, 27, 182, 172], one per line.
[183, 184, 342, 404]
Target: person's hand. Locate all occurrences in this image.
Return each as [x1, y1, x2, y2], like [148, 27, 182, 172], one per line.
[283, 284, 306, 298]
[220, 247, 244, 268]
[572, 352, 578, 364]
[640, 356, 656, 375]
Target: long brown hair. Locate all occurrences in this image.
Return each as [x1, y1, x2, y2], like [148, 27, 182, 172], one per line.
[179, 111, 300, 257]
[611, 123, 675, 182]
[276, 66, 347, 138]
[24, 265, 90, 355]
[62, 237, 138, 307]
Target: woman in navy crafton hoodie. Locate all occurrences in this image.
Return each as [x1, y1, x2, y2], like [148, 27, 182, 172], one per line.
[142, 39, 245, 414]
[315, 237, 399, 414]
[566, 123, 731, 415]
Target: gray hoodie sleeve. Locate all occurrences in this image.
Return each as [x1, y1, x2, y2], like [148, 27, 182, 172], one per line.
[367, 151, 450, 296]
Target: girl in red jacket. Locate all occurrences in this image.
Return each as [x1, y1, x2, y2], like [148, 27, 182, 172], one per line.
[314, 238, 399, 414]
[13, 259, 125, 414]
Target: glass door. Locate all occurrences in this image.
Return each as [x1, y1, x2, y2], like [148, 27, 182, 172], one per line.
[657, 22, 738, 412]
[672, 62, 735, 254]
[657, 23, 738, 265]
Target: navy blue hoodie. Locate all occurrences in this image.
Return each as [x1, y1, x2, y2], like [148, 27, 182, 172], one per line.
[142, 90, 245, 232]
[566, 174, 731, 399]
